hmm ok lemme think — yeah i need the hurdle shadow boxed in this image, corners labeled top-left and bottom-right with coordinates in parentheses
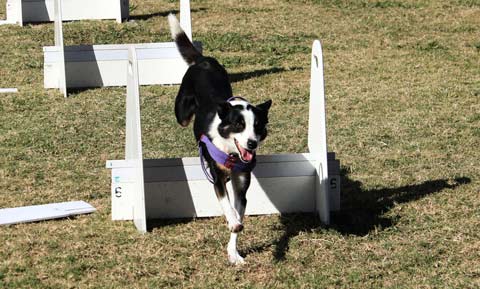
top-left (20, 1), bottom-right (50, 25)
top-left (129, 8), bottom-right (207, 21)
top-left (247, 166), bottom-right (471, 261)
top-left (142, 159), bottom-right (197, 232)
top-left (229, 67), bottom-right (303, 83)
top-left (147, 217), bottom-right (194, 231)
top-left (63, 45), bottom-right (104, 95)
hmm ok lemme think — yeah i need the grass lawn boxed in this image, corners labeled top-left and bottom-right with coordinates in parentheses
top-left (1, 0), bottom-right (479, 288)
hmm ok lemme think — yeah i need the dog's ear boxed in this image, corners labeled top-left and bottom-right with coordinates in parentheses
top-left (256, 99), bottom-right (272, 113)
top-left (217, 102), bottom-right (232, 120)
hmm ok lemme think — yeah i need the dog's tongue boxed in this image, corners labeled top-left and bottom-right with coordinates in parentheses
top-left (239, 146), bottom-right (254, 162)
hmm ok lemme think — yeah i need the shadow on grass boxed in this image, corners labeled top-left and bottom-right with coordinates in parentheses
top-left (129, 8), bottom-right (207, 21)
top-left (66, 87), bottom-right (101, 95)
top-left (229, 67), bottom-right (302, 83)
top-left (147, 218), bottom-right (194, 231)
top-left (332, 171), bottom-right (471, 236)
top-left (143, 168), bottom-right (471, 262)
top-left (244, 171), bottom-right (471, 262)
top-left (241, 213), bottom-right (322, 262)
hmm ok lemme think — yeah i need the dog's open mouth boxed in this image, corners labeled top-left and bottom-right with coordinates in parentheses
top-left (234, 139), bottom-right (254, 163)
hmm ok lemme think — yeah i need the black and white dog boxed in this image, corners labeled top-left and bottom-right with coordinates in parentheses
top-left (168, 14), bottom-right (272, 264)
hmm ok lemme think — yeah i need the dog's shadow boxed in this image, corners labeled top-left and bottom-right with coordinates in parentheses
top-left (128, 8), bottom-right (207, 21)
top-left (243, 170), bottom-right (471, 262)
top-left (229, 67), bottom-right (302, 83)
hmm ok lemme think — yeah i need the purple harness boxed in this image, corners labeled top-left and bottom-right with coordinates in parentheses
top-left (198, 96), bottom-right (256, 183)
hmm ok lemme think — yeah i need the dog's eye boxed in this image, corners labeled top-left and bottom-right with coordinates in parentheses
top-left (235, 119), bottom-right (245, 128)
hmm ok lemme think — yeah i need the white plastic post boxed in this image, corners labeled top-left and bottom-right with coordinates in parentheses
top-left (115, 0), bottom-right (122, 23)
top-left (54, 0), bottom-right (67, 97)
top-left (115, 0), bottom-right (130, 23)
top-left (18, 0), bottom-right (23, 26)
top-left (126, 47), bottom-right (147, 233)
top-left (179, 0), bottom-right (192, 41)
top-left (308, 40), bottom-right (330, 224)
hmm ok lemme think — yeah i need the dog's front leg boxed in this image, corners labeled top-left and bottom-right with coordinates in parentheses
top-left (231, 172), bottom-right (250, 221)
top-left (213, 176), bottom-right (243, 233)
top-left (227, 172), bottom-right (251, 265)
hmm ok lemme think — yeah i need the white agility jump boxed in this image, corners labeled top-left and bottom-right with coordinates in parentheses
top-left (2, 0), bottom-right (129, 26)
top-left (43, 0), bottom-right (201, 97)
top-left (106, 41), bottom-right (341, 233)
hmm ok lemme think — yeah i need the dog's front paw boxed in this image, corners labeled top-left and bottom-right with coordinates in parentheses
top-left (228, 252), bottom-right (245, 265)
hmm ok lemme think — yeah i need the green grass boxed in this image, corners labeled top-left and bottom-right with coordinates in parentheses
top-left (1, 0), bottom-right (480, 288)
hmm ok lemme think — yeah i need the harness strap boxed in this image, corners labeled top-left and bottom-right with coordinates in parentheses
top-left (226, 96), bottom-right (248, 103)
top-left (199, 144), bottom-right (215, 183)
top-left (198, 134), bottom-right (256, 184)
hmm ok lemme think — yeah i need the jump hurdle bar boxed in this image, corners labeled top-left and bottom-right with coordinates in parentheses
top-left (2, 0), bottom-right (129, 26)
top-left (106, 42), bottom-right (341, 233)
top-left (43, 0), bottom-right (201, 97)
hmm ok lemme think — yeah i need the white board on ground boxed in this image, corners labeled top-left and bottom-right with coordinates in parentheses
top-left (0, 88), bottom-right (18, 93)
top-left (0, 201), bottom-right (96, 225)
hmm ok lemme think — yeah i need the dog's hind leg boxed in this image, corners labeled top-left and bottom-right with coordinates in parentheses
top-left (174, 77), bottom-right (196, 127)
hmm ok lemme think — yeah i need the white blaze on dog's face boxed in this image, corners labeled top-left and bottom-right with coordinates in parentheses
top-left (208, 99), bottom-right (272, 162)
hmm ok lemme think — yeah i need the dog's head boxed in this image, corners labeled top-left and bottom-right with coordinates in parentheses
top-left (210, 98), bottom-right (272, 163)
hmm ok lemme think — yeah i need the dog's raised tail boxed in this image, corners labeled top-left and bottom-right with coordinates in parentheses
top-left (168, 14), bottom-right (201, 65)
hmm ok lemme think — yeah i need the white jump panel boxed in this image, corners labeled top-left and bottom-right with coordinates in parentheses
top-left (107, 154), bottom-right (340, 220)
top-left (5, 0), bottom-right (128, 26)
top-left (43, 0), bottom-right (199, 96)
top-left (106, 41), bottom-right (340, 232)
top-left (44, 43), bottom-right (201, 88)
top-left (146, 177), bottom-right (316, 218)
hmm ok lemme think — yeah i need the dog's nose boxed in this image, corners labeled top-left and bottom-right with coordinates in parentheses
top-left (247, 139), bottom-right (257, 150)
